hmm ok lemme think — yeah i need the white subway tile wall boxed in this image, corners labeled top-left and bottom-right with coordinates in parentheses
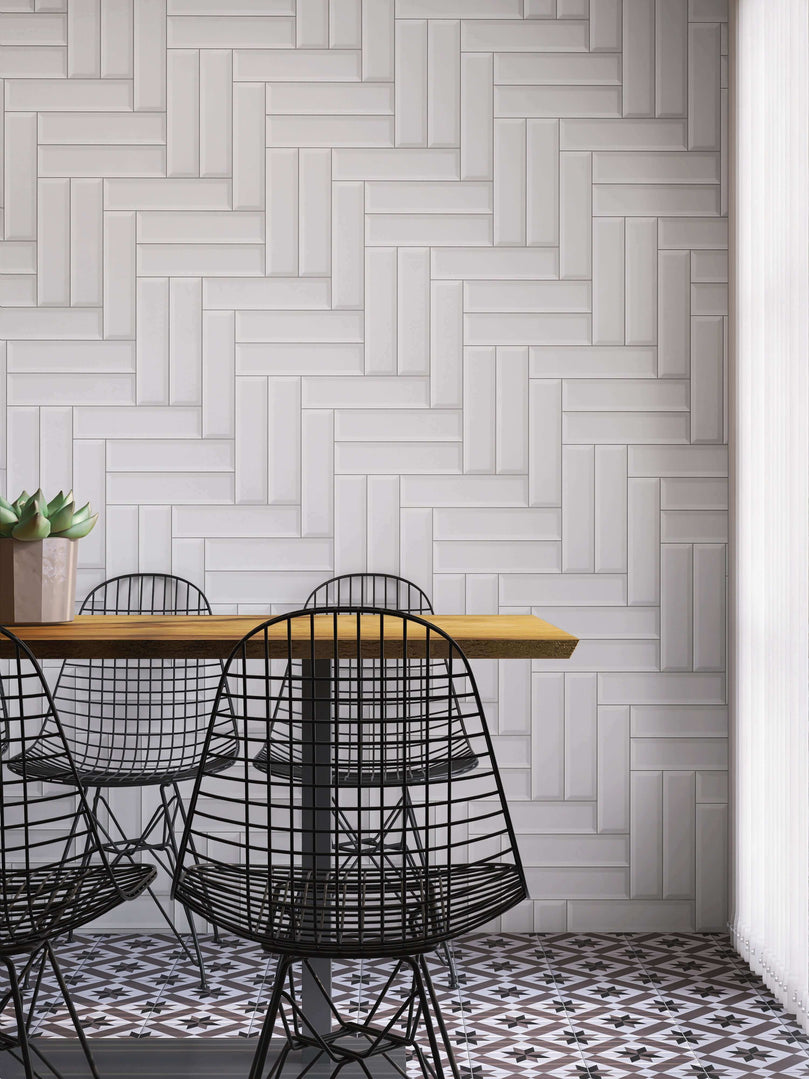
top-left (0, 0), bottom-right (727, 934)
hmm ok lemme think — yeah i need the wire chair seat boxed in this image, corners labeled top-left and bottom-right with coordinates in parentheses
top-left (177, 862), bottom-right (525, 958)
top-left (9, 733), bottom-right (239, 787)
top-left (0, 863), bottom-right (154, 956)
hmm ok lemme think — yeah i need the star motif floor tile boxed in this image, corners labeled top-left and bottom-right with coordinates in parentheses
top-left (0, 933), bottom-right (802, 1078)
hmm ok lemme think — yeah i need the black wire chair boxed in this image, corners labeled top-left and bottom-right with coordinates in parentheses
top-left (257, 573), bottom-right (477, 988)
top-left (0, 626), bottom-right (155, 1079)
top-left (8, 573), bottom-right (238, 991)
top-left (173, 608), bottom-right (526, 1079)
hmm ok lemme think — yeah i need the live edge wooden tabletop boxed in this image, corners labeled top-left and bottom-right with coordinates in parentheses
top-left (0, 613), bottom-right (578, 661)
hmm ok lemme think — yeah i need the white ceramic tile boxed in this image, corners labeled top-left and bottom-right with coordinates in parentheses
top-left (235, 47), bottom-right (360, 81)
top-left (628, 477), bottom-right (659, 604)
top-left (331, 181), bottom-right (364, 308)
top-left (494, 119), bottom-right (525, 246)
top-left (400, 507), bottom-right (432, 595)
top-left (136, 277), bottom-right (169, 405)
top-left (593, 217), bottom-right (624, 345)
top-left (629, 444), bottom-right (727, 476)
top-left (661, 509), bottom-right (727, 542)
top-left (432, 246), bottom-right (557, 278)
top-left (435, 507), bottom-right (558, 540)
top-left (100, 0), bottom-right (132, 78)
top-left (597, 706), bottom-right (630, 832)
top-left (107, 439), bottom-right (232, 472)
top-left (235, 377), bottom-right (267, 503)
top-left (495, 51), bottom-right (619, 84)
top-left (395, 18), bottom-right (427, 146)
top-left (167, 49), bottom-right (198, 177)
top-left (200, 50), bottom-right (232, 178)
top-left (330, 0), bottom-right (361, 46)
top-left (691, 316), bottom-right (724, 442)
top-left (529, 379), bottom-right (561, 507)
top-left (691, 249), bottom-right (728, 282)
top-left (496, 347), bottom-right (528, 474)
top-left (658, 216), bottom-right (727, 248)
top-left (430, 280), bottom-right (463, 407)
top-left (688, 21), bottom-right (720, 151)
top-left (38, 405), bottom-right (72, 494)
top-left (301, 408), bottom-right (333, 536)
top-left (0, 305), bottom-right (101, 338)
top-left (661, 543), bottom-right (692, 670)
top-left (4, 113), bottom-right (37, 240)
top-left (297, 0), bottom-right (328, 46)
top-left (104, 178), bottom-right (231, 211)
top-left (138, 212), bottom-right (264, 244)
top-left (334, 147), bottom-right (458, 180)
top-left (460, 51), bottom-right (492, 180)
top-left (73, 438), bottom-right (105, 565)
top-left (70, 178), bottom-right (102, 307)
top-left (168, 15), bottom-right (294, 47)
top-left (299, 149), bottom-right (331, 275)
top-left (655, 0), bottom-right (687, 116)
top-left (622, 0), bottom-right (654, 116)
top-left (103, 211), bottom-right (135, 339)
top-left (427, 18), bottom-right (459, 147)
top-left (0, 43), bottom-right (65, 76)
top-left (693, 542), bottom-right (725, 671)
top-left (397, 247), bottom-right (429, 374)
top-left (463, 347), bottom-right (495, 473)
top-left (169, 277), bottom-right (201, 406)
top-left (0, 276), bottom-right (35, 304)
top-left (75, 406), bottom-right (200, 440)
top-left (266, 148), bottom-right (298, 275)
top-left (435, 540), bottom-right (557, 573)
top-left (334, 474), bottom-right (367, 574)
top-left (565, 672), bottom-right (596, 799)
top-left (696, 770), bottom-right (728, 802)
top-left (304, 376), bottom-right (428, 408)
top-left (595, 445), bottom-right (627, 572)
top-left (625, 217), bottom-right (657, 345)
top-left (501, 572), bottom-right (626, 606)
top-left (268, 377), bottom-right (300, 504)
top-left (337, 440), bottom-right (460, 474)
top-left (531, 673), bottom-right (564, 799)
top-left (562, 445), bottom-right (594, 572)
top-left (238, 310), bottom-right (362, 343)
top-left (561, 118), bottom-right (686, 150)
top-left (364, 247), bottom-right (397, 374)
top-left (202, 310), bottom-right (234, 438)
top-left (560, 152), bottom-right (591, 278)
top-left (497, 86), bottom-right (620, 118)
top-left (206, 277), bottom-right (329, 311)
top-left (402, 474), bottom-right (527, 507)
top-left (630, 771), bottom-right (662, 898)
top-left (565, 412), bottom-right (688, 444)
top-left (526, 119), bottom-right (558, 246)
top-left (37, 178), bottom-right (69, 305)
top-left (631, 705), bottom-right (727, 737)
top-left (362, 0), bottom-right (393, 80)
top-left (39, 145), bottom-right (166, 178)
top-left (134, 0), bottom-right (165, 111)
top-left (594, 150), bottom-right (718, 183)
top-left (531, 346), bottom-right (657, 378)
top-left (367, 474), bottom-right (399, 573)
top-left (461, 19), bottom-right (587, 51)
top-left (695, 802), bottom-right (727, 930)
top-left (590, 0), bottom-right (621, 50)
top-left (662, 770), bottom-right (695, 898)
top-left (568, 900), bottom-right (694, 931)
top-left (658, 249), bottom-right (690, 377)
top-left (233, 83), bottom-right (265, 211)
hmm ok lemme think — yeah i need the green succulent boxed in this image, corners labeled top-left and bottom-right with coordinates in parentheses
top-left (0, 490), bottom-right (98, 542)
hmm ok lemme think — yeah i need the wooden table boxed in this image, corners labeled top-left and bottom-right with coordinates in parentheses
top-left (4, 612), bottom-right (577, 1069)
top-left (0, 613), bottom-right (578, 660)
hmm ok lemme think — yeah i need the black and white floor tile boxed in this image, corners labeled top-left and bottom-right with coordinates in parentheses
top-left (3, 934), bottom-right (808, 1077)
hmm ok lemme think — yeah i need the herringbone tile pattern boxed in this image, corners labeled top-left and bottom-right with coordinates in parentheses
top-left (1, 0), bottom-right (728, 932)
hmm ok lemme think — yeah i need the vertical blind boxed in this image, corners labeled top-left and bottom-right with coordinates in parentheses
top-left (732, 0), bottom-right (809, 1029)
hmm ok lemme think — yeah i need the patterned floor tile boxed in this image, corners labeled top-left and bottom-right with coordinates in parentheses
top-left (0, 933), bottom-right (807, 1078)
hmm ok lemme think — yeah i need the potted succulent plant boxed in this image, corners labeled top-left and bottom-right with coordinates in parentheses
top-left (0, 490), bottom-right (98, 624)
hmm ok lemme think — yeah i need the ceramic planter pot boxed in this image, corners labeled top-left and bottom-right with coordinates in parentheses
top-left (0, 537), bottom-right (78, 624)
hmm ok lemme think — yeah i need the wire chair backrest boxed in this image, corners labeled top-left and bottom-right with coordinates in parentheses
top-left (305, 574), bottom-right (434, 614)
top-left (176, 608), bottom-right (526, 951)
top-left (52, 574), bottom-right (235, 783)
top-left (0, 627), bottom-right (110, 943)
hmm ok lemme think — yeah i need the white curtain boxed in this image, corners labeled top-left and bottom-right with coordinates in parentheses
top-left (731, 0), bottom-right (809, 1029)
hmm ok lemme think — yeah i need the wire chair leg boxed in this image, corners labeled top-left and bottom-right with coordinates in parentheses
top-left (170, 781), bottom-right (220, 949)
top-left (417, 956), bottom-right (461, 1079)
top-left (45, 942), bottom-right (100, 1079)
top-left (159, 784), bottom-right (209, 992)
top-left (3, 955), bottom-right (37, 1079)
top-left (249, 955), bottom-right (292, 1079)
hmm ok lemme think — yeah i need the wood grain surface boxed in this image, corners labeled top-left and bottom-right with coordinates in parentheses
top-left (0, 613), bottom-right (578, 660)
